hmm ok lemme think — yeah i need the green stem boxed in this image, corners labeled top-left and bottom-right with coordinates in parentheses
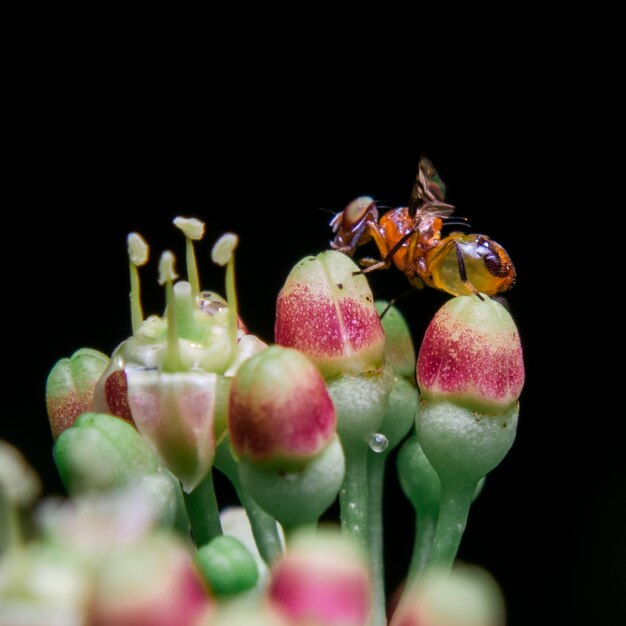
top-left (214, 441), bottom-right (282, 564)
top-left (367, 450), bottom-right (389, 626)
top-left (425, 478), bottom-right (476, 571)
top-left (408, 508), bottom-right (438, 581)
top-left (183, 471), bottom-right (222, 547)
top-left (339, 443), bottom-right (369, 550)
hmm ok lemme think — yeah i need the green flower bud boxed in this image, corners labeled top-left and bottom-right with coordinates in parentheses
top-left (53, 413), bottom-right (182, 527)
top-left (194, 535), bottom-right (259, 597)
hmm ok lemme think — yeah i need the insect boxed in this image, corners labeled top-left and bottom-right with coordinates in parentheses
top-left (329, 157), bottom-right (515, 298)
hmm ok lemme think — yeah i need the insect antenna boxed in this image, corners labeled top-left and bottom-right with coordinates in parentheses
top-left (443, 216), bottom-right (471, 229)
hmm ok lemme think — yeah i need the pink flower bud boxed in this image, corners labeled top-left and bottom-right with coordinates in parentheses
top-left (125, 369), bottom-right (217, 492)
top-left (268, 528), bottom-right (371, 626)
top-left (46, 348), bottom-right (110, 438)
top-left (229, 346), bottom-right (336, 470)
top-left (275, 251), bottom-right (385, 378)
top-left (417, 295), bottom-right (524, 414)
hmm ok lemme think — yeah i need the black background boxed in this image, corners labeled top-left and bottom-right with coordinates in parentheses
top-left (3, 33), bottom-right (598, 625)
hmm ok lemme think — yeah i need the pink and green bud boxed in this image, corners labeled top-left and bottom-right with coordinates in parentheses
top-left (275, 251), bottom-right (385, 378)
top-left (229, 346), bottom-right (337, 470)
top-left (46, 348), bottom-right (111, 438)
top-left (268, 527), bottom-right (371, 626)
top-left (391, 564), bottom-right (505, 626)
top-left (417, 295), bottom-right (524, 415)
top-left (89, 534), bottom-right (210, 626)
top-left (126, 369), bottom-right (217, 493)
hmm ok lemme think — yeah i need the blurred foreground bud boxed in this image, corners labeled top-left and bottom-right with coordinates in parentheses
top-left (268, 527), bottom-right (371, 626)
top-left (46, 348), bottom-right (111, 438)
top-left (89, 533), bottom-right (210, 626)
top-left (0, 543), bottom-right (92, 626)
top-left (275, 250), bottom-right (385, 378)
top-left (229, 346), bottom-right (337, 471)
top-left (391, 564), bottom-right (505, 626)
top-left (53, 413), bottom-right (183, 528)
top-left (200, 603), bottom-right (288, 626)
top-left (0, 441), bottom-right (41, 508)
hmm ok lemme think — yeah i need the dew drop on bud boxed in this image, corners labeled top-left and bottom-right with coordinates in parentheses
top-left (368, 433), bottom-right (388, 453)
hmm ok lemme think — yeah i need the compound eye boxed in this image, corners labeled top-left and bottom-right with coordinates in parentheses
top-left (479, 239), bottom-right (511, 278)
top-left (343, 196), bottom-right (377, 228)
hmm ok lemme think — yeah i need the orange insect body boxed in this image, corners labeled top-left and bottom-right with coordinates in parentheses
top-left (329, 158), bottom-right (515, 298)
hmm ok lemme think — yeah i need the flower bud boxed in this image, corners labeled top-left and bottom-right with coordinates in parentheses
top-left (275, 251), bottom-right (385, 378)
top-left (46, 348), bottom-right (110, 438)
top-left (415, 295), bottom-right (524, 485)
top-left (194, 535), bottom-right (259, 597)
top-left (0, 440), bottom-right (41, 508)
top-left (53, 412), bottom-right (160, 493)
top-left (126, 369), bottom-right (217, 493)
top-left (0, 542), bottom-right (92, 624)
top-left (229, 346), bottom-right (336, 470)
top-left (417, 295), bottom-right (524, 415)
top-left (391, 564), bottom-right (505, 626)
top-left (89, 534), bottom-right (210, 626)
top-left (53, 413), bottom-right (183, 528)
top-left (268, 527), bottom-right (371, 626)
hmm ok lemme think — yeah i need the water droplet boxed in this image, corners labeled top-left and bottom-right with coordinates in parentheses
top-left (368, 433), bottom-right (388, 453)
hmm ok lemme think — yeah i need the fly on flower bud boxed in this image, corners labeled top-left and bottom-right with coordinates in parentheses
top-left (229, 346), bottom-right (337, 471)
top-left (46, 348), bottom-right (111, 438)
top-left (268, 527), bottom-right (371, 626)
top-left (275, 250), bottom-right (385, 378)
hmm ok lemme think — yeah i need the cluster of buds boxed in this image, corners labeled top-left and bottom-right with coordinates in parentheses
top-left (1, 210), bottom-right (524, 625)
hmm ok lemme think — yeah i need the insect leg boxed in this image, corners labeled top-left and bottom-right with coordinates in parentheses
top-left (454, 240), bottom-right (484, 301)
top-left (356, 228), bottom-right (415, 275)
top-left (377, 287), bottom-right (416, 319)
